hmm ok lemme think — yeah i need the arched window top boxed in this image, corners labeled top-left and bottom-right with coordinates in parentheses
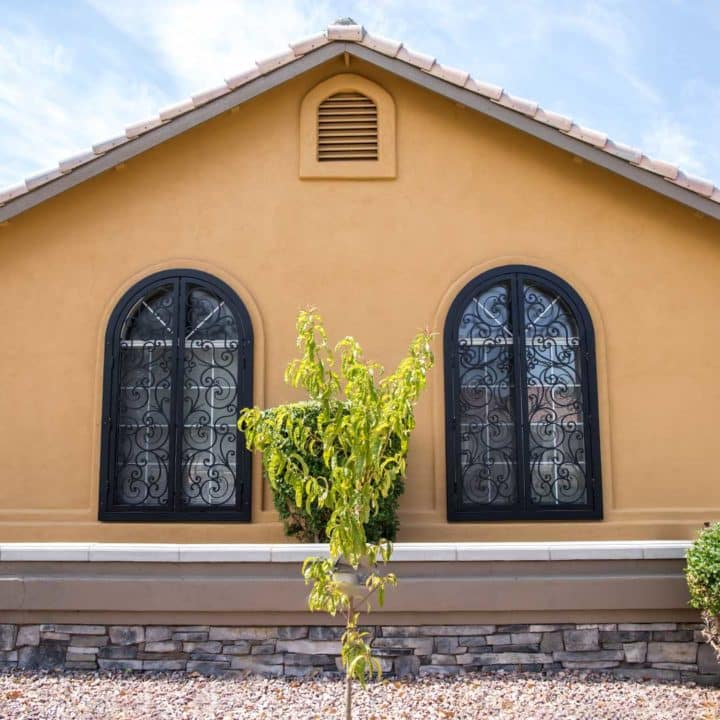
top-left (445, 265), bottom-right (602, 521)
top-left (299, 73), bottom-right (396, 179)
top-left (100, 270), bottom-right (253, 521)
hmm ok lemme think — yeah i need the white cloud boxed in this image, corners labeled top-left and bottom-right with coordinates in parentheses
top-left (0, 19), bottom-right (169, 187)
top-left (87, 0), bottom-right (334, 91)
top-left (642, 118), bottom-right (706, 176)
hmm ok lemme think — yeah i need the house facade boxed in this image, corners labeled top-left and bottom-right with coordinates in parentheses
top-left (0, 21), bottom-right (719, 680)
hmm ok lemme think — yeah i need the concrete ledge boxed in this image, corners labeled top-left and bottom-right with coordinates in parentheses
top-left (0, 540), bottom-right (691, 563)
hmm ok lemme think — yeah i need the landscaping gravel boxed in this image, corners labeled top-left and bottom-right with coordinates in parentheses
top-left (0, 669), bottom-right (718, 719)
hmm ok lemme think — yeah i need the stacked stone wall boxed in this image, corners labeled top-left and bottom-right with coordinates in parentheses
top-left (0, 623), bottom-right (718, 684)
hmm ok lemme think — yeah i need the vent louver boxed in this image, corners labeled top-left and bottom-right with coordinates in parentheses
top-left (317, 92), bottom-right (378, 162)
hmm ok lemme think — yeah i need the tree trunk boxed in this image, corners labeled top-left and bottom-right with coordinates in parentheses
top-left (345, 671), bottom-right (352, 720)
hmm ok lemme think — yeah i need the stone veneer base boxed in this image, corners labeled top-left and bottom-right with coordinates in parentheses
top-left (0, 622), bottom-right (718, 685)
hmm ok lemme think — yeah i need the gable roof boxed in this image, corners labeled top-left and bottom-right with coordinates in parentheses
top-left (2, 19), bottom-right (719, 223)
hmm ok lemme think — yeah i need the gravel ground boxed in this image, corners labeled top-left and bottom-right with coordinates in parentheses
top-left (0, 670), bottom-right (718, 720)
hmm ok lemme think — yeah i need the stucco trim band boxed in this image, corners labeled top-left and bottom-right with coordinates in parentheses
top-left (0, 540), bottom-right (689, 562)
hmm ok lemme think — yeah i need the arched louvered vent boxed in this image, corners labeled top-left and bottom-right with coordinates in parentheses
top-left (317, 92), bottom-right (378, 162)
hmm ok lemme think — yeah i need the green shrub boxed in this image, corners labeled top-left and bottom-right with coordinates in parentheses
top-left (257, 401), bottom-right (404, 543)
top-left (685, 522), bottom-right (720, 658)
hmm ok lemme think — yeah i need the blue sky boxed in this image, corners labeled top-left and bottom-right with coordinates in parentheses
top-left (1, 1), bottom-right (719, 188)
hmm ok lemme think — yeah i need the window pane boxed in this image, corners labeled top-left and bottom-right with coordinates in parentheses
top-left (457, 282), bottom-right (518, 506)
top-left (115, 285), bottom-right (174, 506)
top-left (524, 282), bottom-right (588, 505)
top-left (180, 285), bottom-right (240, 507)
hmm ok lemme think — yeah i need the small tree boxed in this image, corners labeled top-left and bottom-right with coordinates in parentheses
top-left (686, 522), bottom-right (720, 659)
top-left (239, 310), bottom-right (433, 719)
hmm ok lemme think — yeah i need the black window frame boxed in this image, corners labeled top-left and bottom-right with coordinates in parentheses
top-left (444, 265), bottom-right (602, 522)
top-left (99, 269), bottom-right (253, 522)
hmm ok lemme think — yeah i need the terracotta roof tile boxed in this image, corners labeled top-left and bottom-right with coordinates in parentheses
top-left (159, 99), bottom-right (195, 121)
top-left (289, 32), bottom-right (330, 56)
top-left (464, 77), bottom-right (503, 100)
top-left (396, 45), bottom-right (435, 71)
top-left (191, 85), bottom-right (230, 106)
top-left (125, 117), bottom-right (164, 139)
top-left (495, 91), bottom-right (539, 117)
top-left (637, 156), bottom-right (679, 180)
top-left (58, 150), bottom-right (96, 173)
top-left (360, 33), bottom-right (402, 56)
top-left (1, 20), bottom-right (718, 212)
top-left (225, 66), bottom-right (261, 89)
top-left (25, 167), bottom-right (63, 190)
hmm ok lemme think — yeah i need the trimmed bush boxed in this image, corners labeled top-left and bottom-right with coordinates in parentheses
top-left (253, 401), bottom-right (403, 543)
top-left (686, 522), bottom-right (720, 658)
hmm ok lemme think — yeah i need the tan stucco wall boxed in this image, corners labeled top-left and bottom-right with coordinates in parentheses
top-left (1, 55), bottom-right (719, 542)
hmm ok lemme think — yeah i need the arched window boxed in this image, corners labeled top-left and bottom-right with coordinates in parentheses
top-left (99, 270), bottom-right (253, 521)
top-left (444, 266), bottom-right (602, 521)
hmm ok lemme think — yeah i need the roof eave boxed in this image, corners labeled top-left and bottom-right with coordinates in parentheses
top-left (1, 41), bottom-right (719, 224)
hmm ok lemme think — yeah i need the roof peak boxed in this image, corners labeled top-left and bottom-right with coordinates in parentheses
top-left (1, 22), bottom-right (718, 218)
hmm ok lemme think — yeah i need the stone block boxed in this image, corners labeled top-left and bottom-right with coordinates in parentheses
top-left (651, 630), bottom-right (693, 642)
top-left (0, 651), bottom-right (18, 662)
top-left (419, 665), bottom-right (461, 676)
top-left (382, 625), bottom-right (494, 637)
top-left (183, 641), bottom-right (222, 654)
top-left (618, 623), bottom-right (676, 631)
top-left (528, 625), bottom-right (564, 632)
top-left (698, 644), bottom-right (720, 675)
top-left (98, 658), bottom-right (144, 671)
top-left (623, 642), bottom-right (647, 663)
top-left (394, 654), bottom-right (420, 678)
top-left (40, 632), bottom-right (70, 642)
top-left (109, 626), bottom-right (144, 646)
top-left (18, 645), bottom-right (66, 670)
top-left (222, 643), bottom-right (251, 655)
top-left (511, 633), bottom-right (541, 645)
top-left (209, 627), bottom-right (274, 641)
top-left (284, 653), bottom-right (330, 666)
top-left (144, 641), bottom-right (181, 653)
top-left (69, 635), bottom-right (108, 647)
top-left (68, 646), bottom-right (99, 656)
top-left (276, 639), bottom-right (341, 655)
top-left (66, 652), bottom-right (98, 664)
top-left (175, 626), bottom-right (210, 632)
top-left (373, 637), bottom-right (433, 654)
top-left (98, 646), bottom-right (137, 659)
top-left (431, 654), bottom-right (457, 665)
top-left (250, 644), bottom-right (276, 655)
top-left (652, 663), bottom-right (698, 671)
top-left (601, 631), bottom-right (647, 644)
top-left (231, 655), bottom-right (283, 668)
top-left (435, 637), bottom-right (465, 654)
top-left (146, 627), bottom-right (172, 642)
top-left (307, 627), bottom-right (341, 640)
top-left (16, 626), bottom-right (40, 647)
top-left (540, 632), bottom-right (564, 653)
top-left (562, 660), bottom-right (620, 670)
top-left (186, 660), bottom-right (230, 675)
top-left (0, 626), bottom-right (16, 651)
top-left (470, 653), bottom-right (553, 665)
top-left (171, 632), bottom-right (208, 642)
top-left (563, 629), bottom-right (599, 651)
top-left (554, 650), bottom-right (623, 662)
top-left (486, 634), bottom-right (511, 645)
top-left (50, 625), bottom-right (106, 635)
top-left (459, 637), bottom-right (488, 648)
top-left (647, 642), bottom-right (697, 664)
top-left (142, 660), bottom-right (186, 671)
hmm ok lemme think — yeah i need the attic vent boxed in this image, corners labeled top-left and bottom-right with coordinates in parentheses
top-left (317, 92), bottom-right (378, 162)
